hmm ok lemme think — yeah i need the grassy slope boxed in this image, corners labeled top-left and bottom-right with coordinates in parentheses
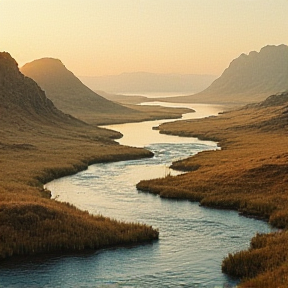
top-left (0, 52), bottom-right (158, 260)
top-left (137, 92), bottom-right (288, 287)
top-left (21, 58), bottom-right (191, 125)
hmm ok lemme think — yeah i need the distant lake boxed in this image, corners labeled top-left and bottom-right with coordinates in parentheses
top-left (0, 103), bottom-right (274, 288)
top-left (116, 92), bottom-right (194, 98)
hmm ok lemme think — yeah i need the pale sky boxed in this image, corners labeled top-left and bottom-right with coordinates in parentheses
top-left (1, 0), bottom-right (288, 76)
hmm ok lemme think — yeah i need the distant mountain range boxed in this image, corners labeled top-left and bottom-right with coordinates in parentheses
top-left (160, 44), bottom-right (288, 104)
top-left (19, 44), bottom-right (288, 110)
top-left (79, 72), bottom-right (217, 95)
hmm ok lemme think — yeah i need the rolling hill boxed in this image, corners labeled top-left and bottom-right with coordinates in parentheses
top-left (21, 58), bottom-right (191, 124)
top-left (20, 58), bottom-right (143, 124)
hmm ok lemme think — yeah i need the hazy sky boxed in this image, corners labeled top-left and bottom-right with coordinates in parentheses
top-left (1, 0), bottom-right (288, 76)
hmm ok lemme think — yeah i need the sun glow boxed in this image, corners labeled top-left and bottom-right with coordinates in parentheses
top-left (1, 0), bottom-right (288, 76)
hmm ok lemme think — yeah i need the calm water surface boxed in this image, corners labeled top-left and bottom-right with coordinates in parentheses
top-left (0, 103), bottom-right (274, 288)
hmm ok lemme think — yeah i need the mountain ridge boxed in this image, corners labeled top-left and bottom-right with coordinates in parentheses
top-left (202, 45), bottom-right (288, 96)
top-left (159, 44), bottom-right (288, 104)
top-left (79, 71), bottom-right (217, 95)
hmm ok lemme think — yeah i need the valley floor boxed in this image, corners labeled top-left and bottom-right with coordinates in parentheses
top-left (0, 118), bottom-right (159, 260)
top-left (137, 92), bottom-right (288, 287)
top-left (74, 103), bottom-right (192, 125)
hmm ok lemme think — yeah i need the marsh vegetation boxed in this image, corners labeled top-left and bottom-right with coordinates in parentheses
top-left (137, 92), bottom-right (288, 287)
top-left (0, 52), bottom-right (158, 260)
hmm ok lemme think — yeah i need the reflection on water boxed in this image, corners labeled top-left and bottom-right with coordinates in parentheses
top-left (116, 92), bottom-right (195, 98)
top-left (103, 103), bottom-right (222, 147)
top-left (46, 142), bottom-right (217, 214)
top-left (139, 102), bottom-right (223, 118)
top-left (0, 103), bottom-right (274, 288)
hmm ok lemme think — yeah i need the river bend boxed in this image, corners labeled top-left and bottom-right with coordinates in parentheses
top-left (0, 103), bottom-right (274, 288)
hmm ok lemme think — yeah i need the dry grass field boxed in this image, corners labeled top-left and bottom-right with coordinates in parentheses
top-left (137, 92), bottom-right (288, 287)
top-left (0, 52), bottom-right (159, 260)
top-left (0, 124), bottom-right (159, 259)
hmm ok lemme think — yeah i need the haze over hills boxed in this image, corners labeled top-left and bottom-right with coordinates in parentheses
top-left (0, 52), bottom-right (122, 141)
top-left (21, 58), bottom-right (192, 124)
top-left (79, 72), bottom-right (217, 96)
top-left (21, 58), bottom-right (145, 125)
top-left (0, 52), bottom-right (81, 128)
top-left (0, 51), bottom-right (158, 260)
top-left (162, 45), bottom-right (288, 104)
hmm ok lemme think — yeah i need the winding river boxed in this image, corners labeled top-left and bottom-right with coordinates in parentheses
top-left (0, 103), bottom-right (274, 288)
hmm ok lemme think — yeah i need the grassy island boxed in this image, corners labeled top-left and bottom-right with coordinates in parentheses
top-left (137, 92), bottom-right (288, 287)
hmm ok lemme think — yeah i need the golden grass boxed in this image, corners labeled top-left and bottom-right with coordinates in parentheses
top-left (0, 118), bottom-right (159, 260)
top-left (0, 52), bottom-right (160, 261)
top-left (0, 200), bottom-right (158, 258)
top-left (136, 93), bottom-right (288, 286)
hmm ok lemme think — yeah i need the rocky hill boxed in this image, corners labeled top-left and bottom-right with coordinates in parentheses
top-left (164, 45), bottom-right (288, 104)
top-left (21, 58), bottom-right (142, 124)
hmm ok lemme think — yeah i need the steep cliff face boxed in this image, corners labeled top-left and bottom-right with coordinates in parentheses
top-left (0, 52), bottom-right (79, 127)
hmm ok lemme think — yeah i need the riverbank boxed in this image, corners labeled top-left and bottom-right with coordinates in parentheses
top-left (0, 52), bottom-right (204, 262)
top-left (43, 103), bottom-right (254, 287)
top-left (79, 104), bottom-right (193, 125)
top-left (137, 92), bottom-right (288, 287)
top-left (0, 117), bottom-right (160, 260)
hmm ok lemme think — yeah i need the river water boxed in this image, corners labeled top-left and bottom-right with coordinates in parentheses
top-left (0, 103), bottom-right (274, 288)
